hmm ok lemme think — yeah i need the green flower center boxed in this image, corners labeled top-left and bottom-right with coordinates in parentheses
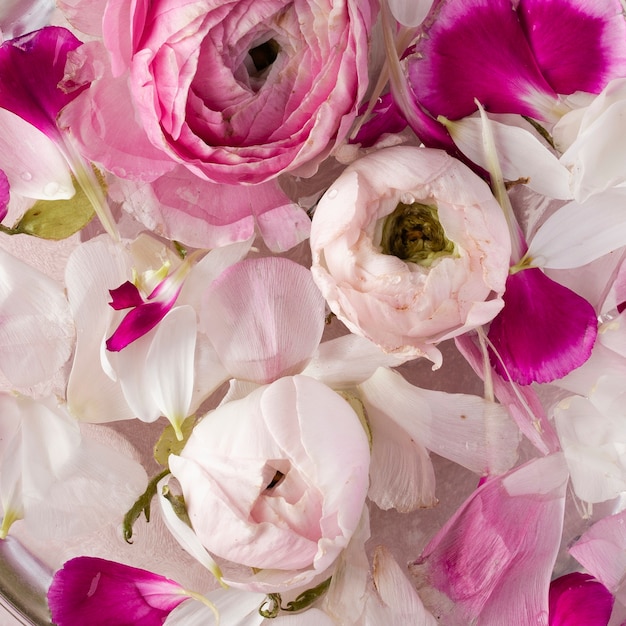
top-left (381, 201), bottom-right (456, 266)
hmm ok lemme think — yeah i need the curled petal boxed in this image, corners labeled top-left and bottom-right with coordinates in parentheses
top-left (0, 169), bottom-right (8, 222)
top-left (47, 557), bottom-right (188, 626)
top-left (488, 268), bottom-right (598, 385)
top-left (105, 300), bottom-right (169, 352)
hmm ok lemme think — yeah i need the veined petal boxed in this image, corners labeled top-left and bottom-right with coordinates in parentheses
top-left (527, 191), bottom-right (626, 269)
top-left (0, 108), bottom-right (74, 200)
top-left (488, 268), bottom-right (598, 385)
top-left (147, 306), bottom-right (197, 439)
top-left (47, 557), bottom-right (189, 626)
top-left (0, 27), bottom-right (86, 138)
top-left (360, 368), bottom-right (519, 477)
top-left (548, 572), bottom-right (614, 626)
top-left (444, 115), bottom-right (572, 200)
top-left (411, 454), bottom-right (569, 625)
top-left (407, 0), bottom-right (560, 121)
top-left (201, 257), bottom-right (325, 384)
top-left (518, 0), bottom-right (626, 95)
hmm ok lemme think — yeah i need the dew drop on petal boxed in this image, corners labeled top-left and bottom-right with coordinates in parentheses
top-left (327, 189), bottom-right (338, 199)
top-left (20, 171), bottom-right (32, 181)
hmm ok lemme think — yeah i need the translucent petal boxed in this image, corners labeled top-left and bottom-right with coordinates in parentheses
top-left (387, 0), bottom-right (434, 26)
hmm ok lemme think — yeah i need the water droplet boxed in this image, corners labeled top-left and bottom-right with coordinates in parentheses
top-left (20, 171), bottom-right (33, 181)
top-left (44, 181), bottom-right (60, 197)
top-left (400, 193), bottom-right (415, 204)
top-left (327, 189), bottom-right (338, 199)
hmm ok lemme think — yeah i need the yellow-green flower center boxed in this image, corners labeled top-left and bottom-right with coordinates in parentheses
top-left (381, 202), bottom-right (456, 266)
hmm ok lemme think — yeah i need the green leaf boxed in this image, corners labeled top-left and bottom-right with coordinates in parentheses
top-left (122, 469), bottom-right (170, 544)
top-left (153, 416), bottom-right (195, 467)
top-left (13, 173), bottom-right (99, 240)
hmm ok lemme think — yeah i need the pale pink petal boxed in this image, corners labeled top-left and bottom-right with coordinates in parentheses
top-left (0, 248), bottom-right (74, 388)
top-left (387, 0), bottom-right (434, 26)
top-left (411, 454), bottom-right (569, 626)
top-left (569, 508), bottom-right (626, 592)
top-left (56, 0), bottom-right (107, 37)
top-left (201, 258), bottom-right (325, 384)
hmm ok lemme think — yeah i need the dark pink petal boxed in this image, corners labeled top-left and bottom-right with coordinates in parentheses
top-left (106, 301), bottom-right (169, 352)
top-left (488, 268), bottom-right (598, 385)
top-left (352, 93), bottom-right (408, 147)
top-left (549, 572), bottom-right (614, 626)
top-left (0, 27), bottom-right (87, 138)
top-left (47, 556), bottom-right (187, 626)
top-left (518, 0), bottom-right (626, 95)
top-left (0, 169), bottom-right (9, 222)
top-left (108, 281), bottom-right (145, 310)
top-left (407, 0), bottom-right (558, 121)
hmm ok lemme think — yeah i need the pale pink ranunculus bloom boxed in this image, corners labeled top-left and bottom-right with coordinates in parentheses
top-left (168, 375), bottom-right (371, 592)
top-left (95, 0), bottom-right (376, 186)
top-left (310, 146), bottom-right (511, 366)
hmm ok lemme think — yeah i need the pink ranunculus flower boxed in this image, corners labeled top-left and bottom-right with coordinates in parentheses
top-left (168, 375), bottom-right (371, 592)
top-left (310, 146), bottom-right (511, 366)
top-left (98, 0), bottom-right (377, 186)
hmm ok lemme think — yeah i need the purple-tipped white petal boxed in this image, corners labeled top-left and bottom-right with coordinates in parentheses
top-left (518, 0), bottom-right (626, 96)
top-left (201, 257), bottom-right (325, 384)
top-left (105, 300), bottom-right (171, 352)
top-left (407, 0), bottom-right (560, 121)
top-left (65, 237), bottom-right (136, 423)
top-left (527, 191), bottom-right (626, 269)
top-left (0, 26), bottom-right (86, 139)
top-left (0, 108), bottom-right (74, 200)
top-left (0, 248), bottom-right (74, 388)
top-left (445, 115), bottom-right (572, 200)
top-left (488, 268), bottom-right (598, 385)
top-left (548, 572), bottom-right (614, 626)
top-left (0, 169), bottom-right (8, 222)
top-left (411, 454), bottom-right (569, 625)
top-left (47, 557), bottom-right (188, 626)
top-left (360, 367), bottom-right (519, 478)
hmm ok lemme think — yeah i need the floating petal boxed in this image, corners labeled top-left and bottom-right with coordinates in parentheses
top-left (488, 268), bottom-right (598, 384)
top-left (47, 557), bottom-right (188, 626)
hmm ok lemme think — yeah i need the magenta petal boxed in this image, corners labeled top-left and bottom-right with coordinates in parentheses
top-left (549, 572), bottom-right (614, 626)
top-left (47, 557), bottom-right (187, 626)
top-left (353, 93), bottom-right (408, 147)
top-left (407, 0), bottom-right (557, 120)
top-left (518, 0), bottom-right (626, 95)
top-left (488, 268), bottom-right (598, 385)
top-left (106, 301), bottom-right (169, 352)
top-left (0, 27), bottom-right (87, 138)
top-left (108, 281), bottom-right (145, 310)
top-left (0, 169), bottom-right (9, 222)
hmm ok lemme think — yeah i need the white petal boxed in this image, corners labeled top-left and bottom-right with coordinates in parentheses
top-left (0, 248), bottom-right (74, 387)
top-left (157, 475), bottom-right (223, 582)
top-left (367, 546), bottom-right (437, 626)
top-left (0, 108), bottom-right (74, 200)
top-left (446, 115), bottom-right (572, 200)
top-left (360, 368), bottom-right (519, 477)
top-left (147, 305), bottom-right (197, 433)
top-left (527, 190), bottom-right (626, 269)
top-left (301, 334), bottom-right (410, 389)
